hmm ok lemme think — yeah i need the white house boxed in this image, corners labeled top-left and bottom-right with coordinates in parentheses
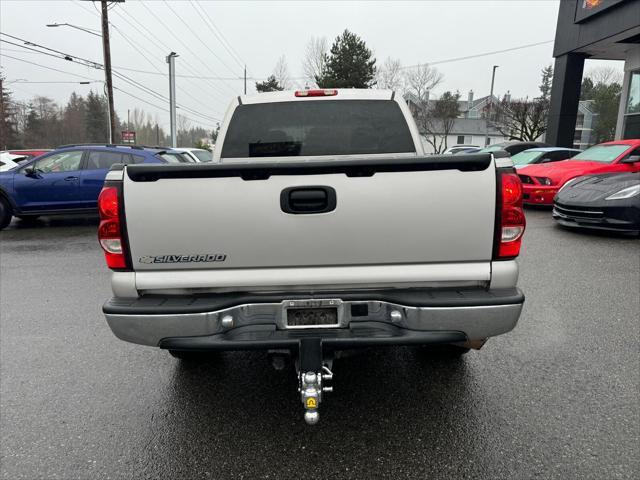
top-left (403, 90), bottom-right (509, 153)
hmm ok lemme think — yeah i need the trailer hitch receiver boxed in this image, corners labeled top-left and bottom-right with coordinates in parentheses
top-left (297, 338), bottom-right (333, 425)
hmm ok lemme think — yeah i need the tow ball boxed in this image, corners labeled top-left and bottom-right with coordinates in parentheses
top-left (296, 338), bottom-right (334, 425)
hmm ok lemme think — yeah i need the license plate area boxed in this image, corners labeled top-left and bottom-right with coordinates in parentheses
top-left (282, 299), bottom-right (343, 329)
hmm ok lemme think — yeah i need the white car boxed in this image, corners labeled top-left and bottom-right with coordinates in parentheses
top-left (173, 147), bottom-right (213, 162)
top-left (0, 152), bottom-right (26, 172)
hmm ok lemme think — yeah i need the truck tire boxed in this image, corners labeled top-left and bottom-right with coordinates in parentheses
top-left (0, 198), bottom-right (12, 230)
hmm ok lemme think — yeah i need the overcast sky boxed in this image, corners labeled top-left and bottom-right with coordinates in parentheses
top-left (0, 0), bottom-right (622, 132)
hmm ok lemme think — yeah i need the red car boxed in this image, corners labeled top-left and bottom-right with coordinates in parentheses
top-left (518, 140), bottom-right (640, 205)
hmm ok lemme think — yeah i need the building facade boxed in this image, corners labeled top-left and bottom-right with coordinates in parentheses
top-left (404, 91), bottom-right (508, 153)
top-left (547, 0), bottom-right (640, 146)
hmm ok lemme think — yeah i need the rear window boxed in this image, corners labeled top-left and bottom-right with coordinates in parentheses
top-left (221, 100), bottom-right (416, 158)
top-left (157, 152), bottom-right (190, 163)
top-left (192, 150), bottom-right (212, 162)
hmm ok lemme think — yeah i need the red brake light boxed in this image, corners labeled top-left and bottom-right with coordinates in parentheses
top-left (98, 186), bottom-right (128, 269)
top-left (295, 89), bottom-right (338, 97)
top-left (496, 172), bottom-right (526, 259)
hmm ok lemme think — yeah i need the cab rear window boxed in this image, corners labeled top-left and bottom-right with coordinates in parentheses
top-left (221, 100), bottom-right (416, 158)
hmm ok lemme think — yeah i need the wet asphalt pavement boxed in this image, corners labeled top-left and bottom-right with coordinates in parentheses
top-left (0, 210), bottom-right (638, 479)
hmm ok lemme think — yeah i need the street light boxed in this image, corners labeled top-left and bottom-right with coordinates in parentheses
top-left (47, 9), bottom-right (115, 144)
top-left (485, 65), bottom-right (499, 147)
top-left (46, 23), bottom-right (101, 37)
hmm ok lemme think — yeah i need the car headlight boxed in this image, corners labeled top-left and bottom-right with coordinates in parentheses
top-left (604, 184), bottom-right (640, 201)
top-left (535, 177), bottom-right (553, 186)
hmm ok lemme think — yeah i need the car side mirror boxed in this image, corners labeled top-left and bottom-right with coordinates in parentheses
top-left (24, 166), bottom-right (37, 176)
top-left (622, 154), bottom-right (640, 164)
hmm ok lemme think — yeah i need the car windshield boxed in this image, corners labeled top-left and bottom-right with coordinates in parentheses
top-left (479, 145), bottom-right (506, 153)
top-left (192, 150), bottom-right (212, 162)
top-left (221, 100), bottom-right (415, 158)
top-left (570, 144), bottom-right (630, 163)
top-left (511, 151), bottom-right (543, 166)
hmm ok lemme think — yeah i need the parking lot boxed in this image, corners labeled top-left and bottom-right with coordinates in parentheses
top-left (0, 209), bottom-right (638, 479)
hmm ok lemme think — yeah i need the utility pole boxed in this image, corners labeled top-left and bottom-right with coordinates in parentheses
top-left (156, 124), bottom-right (160, 145)
top-left (244, 65), bottom-right (247, 95)
top-left (485, 65), bottom-right (499, 147)
top-left (166, 52), bottom-right (178, 147)
top-left (100, 0), bottom-right (116, 143)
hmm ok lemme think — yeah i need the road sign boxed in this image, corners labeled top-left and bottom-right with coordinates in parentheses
top-left (121, 131), bottom-right (136, 144)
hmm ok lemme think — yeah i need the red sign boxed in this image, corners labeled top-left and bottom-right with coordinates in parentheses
top-left (121, 131), bottom-right (136, 144)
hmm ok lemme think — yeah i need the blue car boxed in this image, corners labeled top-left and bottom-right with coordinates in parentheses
top-left (0, 144), bottom-right (189, 229)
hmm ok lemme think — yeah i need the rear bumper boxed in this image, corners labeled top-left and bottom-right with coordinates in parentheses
top-left (103, 287), bottom-right (524, 349)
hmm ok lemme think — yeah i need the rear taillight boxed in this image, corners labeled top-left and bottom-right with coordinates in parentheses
top-left (295, 89), bottom-right (338, 97)
top-left (98, 185), bottom-right (129, 270)
top-left (495, 172), bottom-right (525, 259)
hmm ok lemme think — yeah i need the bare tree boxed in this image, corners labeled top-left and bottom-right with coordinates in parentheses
top-left (273, 55), bottom-right (291, 90)
top-left (490, 97), bottom-right (548, 142)
top-left (403, 64), bottom-right (444, 149)
top-left (376, 57), bottom-right (403, 91)
top-left (177, 114), bottom-right (191, 132)
top-left (302, 36), bottom-right (328, 87)
top-left (403, 64), bottom-right (443, 104)
top-left (586, 66), bottom-right (623, 86)
top-left (422, 91), bottom-right (460, 154)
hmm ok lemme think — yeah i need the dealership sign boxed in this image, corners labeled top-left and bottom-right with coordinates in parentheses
top-left (121, 131), bottom-right (136, 144)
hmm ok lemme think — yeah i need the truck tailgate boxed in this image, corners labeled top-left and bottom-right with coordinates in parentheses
top-left (122, 156), bottom-right (496, 278)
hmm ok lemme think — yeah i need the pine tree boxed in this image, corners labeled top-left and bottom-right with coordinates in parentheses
top-left (85, 90), bottom-right (108, 143)
top-left (0, 71), bottom-right (20, 149)
top-left (255, 75), bottom-right (284, 93)
top-left (315, 30), bottom-right (376, 88)
top-left (62, 92), bottom-right (86, 144)
top-left (539, 65), bottom-right (553, 101)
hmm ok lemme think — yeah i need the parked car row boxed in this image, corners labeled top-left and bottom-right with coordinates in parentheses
top-left (445, 139), bottom-right (640, 234)
top-left (0, 143), bottom-right (212, 230)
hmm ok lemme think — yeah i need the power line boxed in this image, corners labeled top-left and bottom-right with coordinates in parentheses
top-left (188, 0), bottom-right (245, 69)
top-left (138, 0), bottom-right (239, 96)
top-left (107, 10), bottom-right (230, 106)
top-left (0, 34), bottom-right (221, 122)
top-left (0, 53), bottom-right (101, 82)
top-left (109, 22), bottom-right (226, 114)
top-left (161, 0), bottom-right (240, 77)
top-left (72, 0), bottom-right (232, 106)
top-left (2, 53), bottom-right (217, 131)
top-left (400, 40), bottom-right (554, 70)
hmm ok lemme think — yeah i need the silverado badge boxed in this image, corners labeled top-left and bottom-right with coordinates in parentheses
top-left (139, 254), bottom-right (227, 264)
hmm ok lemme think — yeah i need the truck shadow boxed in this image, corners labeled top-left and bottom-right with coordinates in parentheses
top-left (154, 347), bottom-right (488, 476)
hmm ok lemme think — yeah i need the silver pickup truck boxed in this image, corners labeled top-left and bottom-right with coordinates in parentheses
top-left (99, 89), bottom-right (526, 424)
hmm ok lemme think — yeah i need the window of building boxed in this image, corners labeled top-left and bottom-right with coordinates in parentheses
top-left (623, 70), bottom-right (640, 139)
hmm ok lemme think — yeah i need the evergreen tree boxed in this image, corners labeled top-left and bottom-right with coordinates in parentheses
top-left (62, 92), bottom-right (86, 144)
top-left (580, 75), bottom-right (622, 143)
top-left (85, 90), bottom-right (108, 143)
top-left (0, 71), bottom-right (21, 149)
top-left (315, 29), bottom-right (376, 88)
top-left (255, 75), bottom-right (284, 92)
top-left (539, 65), bottom-right (553, 101)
